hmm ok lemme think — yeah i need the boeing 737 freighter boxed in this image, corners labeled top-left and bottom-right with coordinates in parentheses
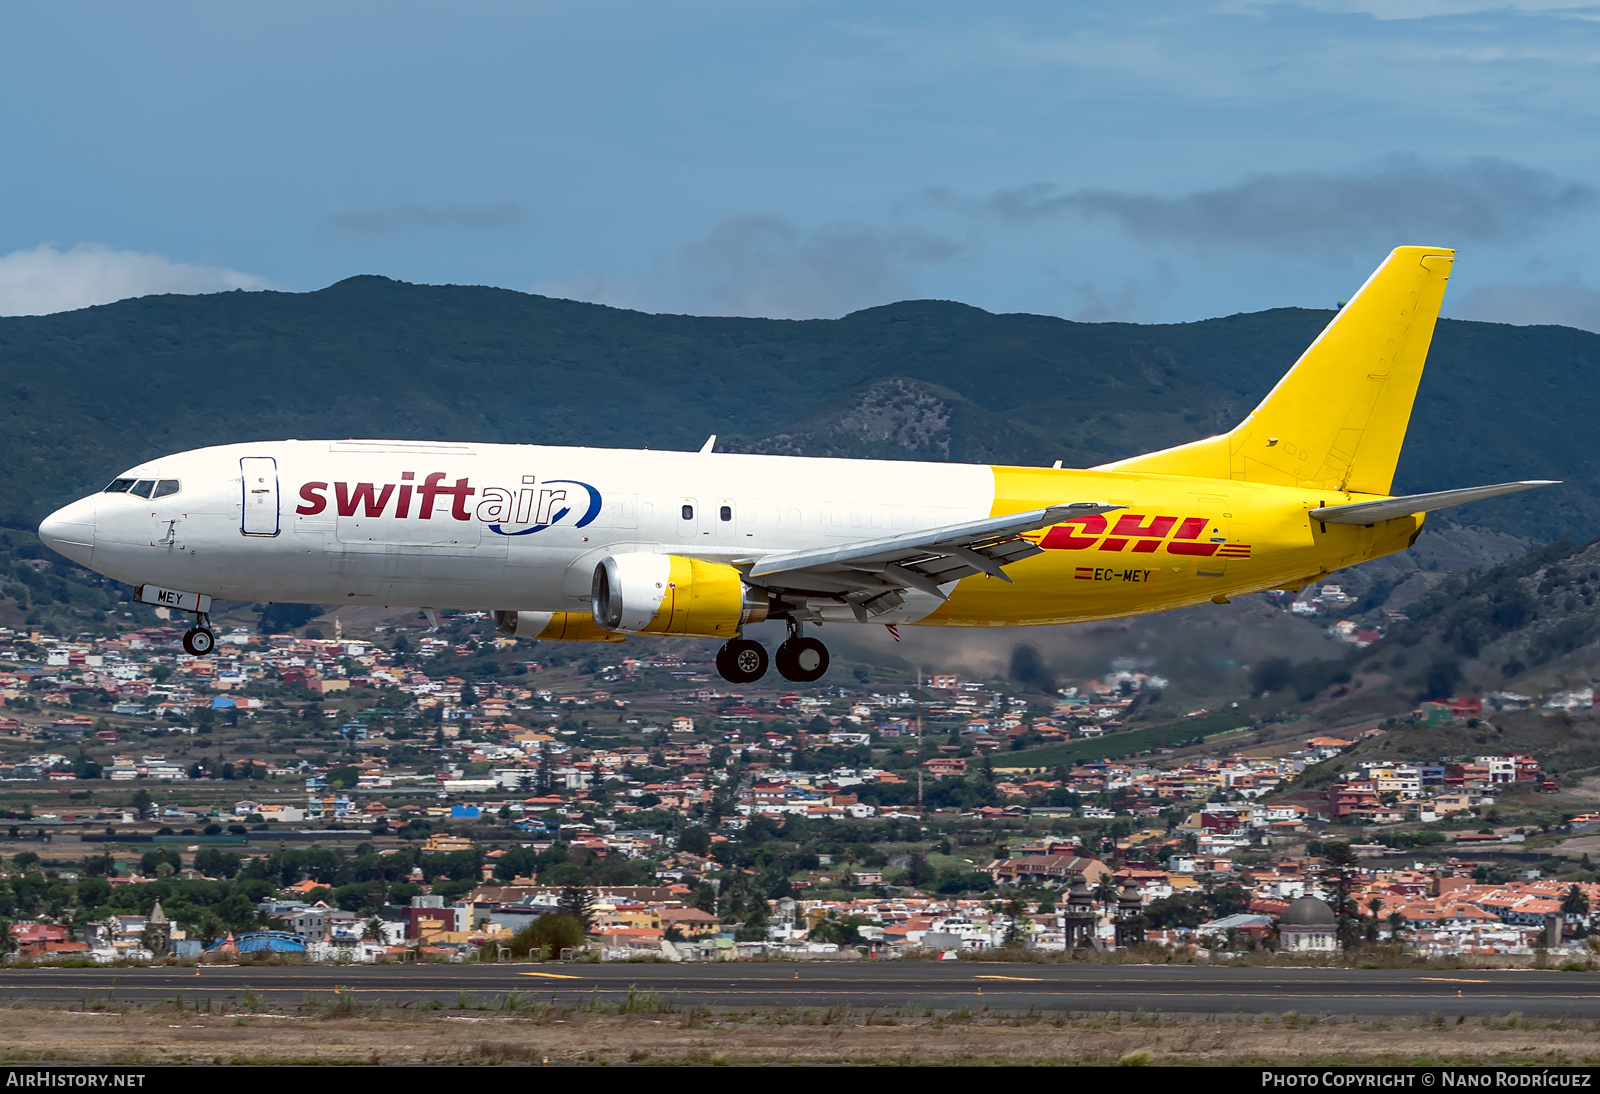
top-left (37, 247), bottom-right (1554, 683)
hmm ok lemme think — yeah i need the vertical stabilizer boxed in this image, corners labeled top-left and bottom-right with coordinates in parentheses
top-left (1099, 246), bottom-right (1454, 496)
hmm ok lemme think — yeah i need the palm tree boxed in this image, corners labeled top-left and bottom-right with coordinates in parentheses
top-left (1363, 895), bottom-right (1385, 943)
top-left (1386, 911), bottom-right (1406, 944)
top-left (1002, 897), bottom-right (1029, 946)
top-left (1561, 885), bottom-right (1590, 918)
top-left (1095, 874), bottom-right (1119, 913)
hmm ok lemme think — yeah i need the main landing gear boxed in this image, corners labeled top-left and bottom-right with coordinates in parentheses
top-left (715, 638), bottom-right (768, 684)
top-left (712, 621), bottom-right (830, 684)
top-left (775, 632), bottom-right (828, 683)
top-left (181, 614), bottom-right (216, 656)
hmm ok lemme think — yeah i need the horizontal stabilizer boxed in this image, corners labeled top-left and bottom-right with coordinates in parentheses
top-left (1308, 480), bottom-right (1559, 525)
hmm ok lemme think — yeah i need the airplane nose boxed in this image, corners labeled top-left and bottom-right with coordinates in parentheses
top-left (38, 497), bottom-right (97, 566)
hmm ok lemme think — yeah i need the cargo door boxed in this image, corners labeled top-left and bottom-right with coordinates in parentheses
top-left (240, 457), bottom-right (280, 537)
top-left (1168, 494), bottom-right (1231, 579)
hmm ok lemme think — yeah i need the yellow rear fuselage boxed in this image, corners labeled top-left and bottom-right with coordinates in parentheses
top-left (926, 465), bottom-right (1420, 626)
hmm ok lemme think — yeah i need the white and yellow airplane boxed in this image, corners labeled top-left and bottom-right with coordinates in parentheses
top-left (38, 246), bottom-right (1553, 682)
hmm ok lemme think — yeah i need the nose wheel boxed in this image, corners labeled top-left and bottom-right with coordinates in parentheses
top-left (715, 638), bottom-right (768, 683)
top-left (775, 629), bottom-right (829, 682)
top-left (182, 613), bottom-right (216, 656)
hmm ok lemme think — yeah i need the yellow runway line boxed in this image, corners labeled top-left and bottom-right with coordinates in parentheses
top-left (517, 972), bottom-right (583, 980)
top-left (974, 975), bottom-right (1045, 982)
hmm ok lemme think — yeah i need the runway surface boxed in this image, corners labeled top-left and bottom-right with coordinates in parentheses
top-left (3, 963), bottom-right (1598, 1018)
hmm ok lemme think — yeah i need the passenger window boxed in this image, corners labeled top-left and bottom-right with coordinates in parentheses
top-left (129, 480), bottom-right (156, 499)
top-left (719, 505), bottom-right (732, 522)
top-left (103, 478), bottom-right (136, 493)
top-left (153, 479), bottom-right (181, 498)
top-left (681, 504), bottom-right (694, 521)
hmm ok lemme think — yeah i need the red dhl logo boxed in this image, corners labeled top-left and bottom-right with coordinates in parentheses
top-left (1033, 513), bottom-right (1251, 559)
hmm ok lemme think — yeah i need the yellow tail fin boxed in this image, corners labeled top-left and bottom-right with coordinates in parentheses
top-left (1100, 246), bottom-right (1454, 496)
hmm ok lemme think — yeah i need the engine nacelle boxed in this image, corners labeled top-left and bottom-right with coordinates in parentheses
top-left (492, 609), bottom-right (627, 643)
top-left (591, 553), bottom-right (768, 638)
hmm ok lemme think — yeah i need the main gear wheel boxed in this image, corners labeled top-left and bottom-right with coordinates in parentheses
top-left (715, 638), bottom-right (768, 683)
top-left (775, 636), bottom-right (828, 682)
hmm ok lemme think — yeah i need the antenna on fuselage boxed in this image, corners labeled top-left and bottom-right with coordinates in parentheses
top-left (699, 435), bottom-right (716, 453)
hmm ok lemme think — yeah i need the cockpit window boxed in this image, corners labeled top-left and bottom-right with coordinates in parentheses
top-left (103, 478), bottom-right (136, 493)
top-left (153, 479), bottom-right (181, 498)
top-left (128, 480), bottom-right (156, 499)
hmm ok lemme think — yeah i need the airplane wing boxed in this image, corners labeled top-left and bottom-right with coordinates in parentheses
top-left (741, 502), bottom-right (1121, 619)
top-left (1308, 480), bottom-right (1559, 525)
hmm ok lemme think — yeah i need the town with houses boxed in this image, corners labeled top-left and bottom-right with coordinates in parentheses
top-left (1, 585), bottom-right (1599, 969)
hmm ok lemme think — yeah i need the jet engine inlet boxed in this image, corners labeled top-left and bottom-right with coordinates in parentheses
top-left (492, 609), bottom-right (527, 636)
top-left (591, 553), bottom-right (768, 638)
top-left (492, 609), bottom-right (625, 643)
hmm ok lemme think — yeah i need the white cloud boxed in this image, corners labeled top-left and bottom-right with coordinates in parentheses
top-left (971, 157), bottom-right (1594, 255)
top-left (534, 216), bottom-right (962, 320)
top-left (1452, 281), bottom-right (1600, 332)
top-left (0, 243), bottom-right (273, 317)
top-left (674, 215), bottom-right (960, 320)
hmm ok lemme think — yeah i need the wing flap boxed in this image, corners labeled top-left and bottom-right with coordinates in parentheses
top-left (744, 502), bottom-right (1120, 598)
top-left (1309, 480), bottom-right (1558, 525)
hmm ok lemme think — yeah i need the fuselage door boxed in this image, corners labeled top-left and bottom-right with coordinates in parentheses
top-left (240, 456), bottom-right (280, 537)
top-left (677, 498), bottom-right (698, 538)
top-left (1188, 494), bottom-right (1231, 578)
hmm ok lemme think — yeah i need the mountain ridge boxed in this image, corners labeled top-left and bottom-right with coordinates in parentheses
top-left (2, 278), bottom-right (1592, 540)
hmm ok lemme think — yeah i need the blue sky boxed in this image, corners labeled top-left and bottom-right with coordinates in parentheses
top-left (4, 1), bottom-right (1600, 329)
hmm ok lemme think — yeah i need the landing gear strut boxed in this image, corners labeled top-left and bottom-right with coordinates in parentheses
top-left (715, 638), bottom-right (768, 683)
top-left (182, 614), bottom-right (216, 656)
top-left (775, 620), bottom-right (829, 683)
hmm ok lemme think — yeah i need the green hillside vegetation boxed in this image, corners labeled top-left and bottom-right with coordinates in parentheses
top-left (1, 278), bottom-right (1593, 539)
top-left (0, 528), bottom-right (157, 636)
top-left (1297, 708), bottom-right (1600, 793)
top-left (1330, 535), bottom-right (1600, 707)
top-left (1218, 533), bottom-right (1600, 785)
top-left (1006, 710), bottom-right (1248, 767)
top-left (989, 531), bottom-right (1600, 781)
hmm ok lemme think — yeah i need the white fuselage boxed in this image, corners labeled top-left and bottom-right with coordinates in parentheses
top-left (41, 439), bottom-right (996, 623)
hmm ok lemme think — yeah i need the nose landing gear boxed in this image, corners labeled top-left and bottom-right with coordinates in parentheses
top-left (775, 620), bottom-right (829, 683)
top-left (181, 614), bottom-right (217, 656)
top-left (715, 638), bottom-right (769, 683)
